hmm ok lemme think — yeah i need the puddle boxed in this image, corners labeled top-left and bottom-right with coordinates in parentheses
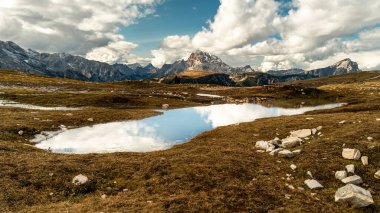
top-left (34, 103), bottom-right (342, 154)
top-left (0, 100), bottom-right (81, 111)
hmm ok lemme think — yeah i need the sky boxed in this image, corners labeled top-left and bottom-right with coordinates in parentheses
top-left (0, 0), bottom-right (380, 71)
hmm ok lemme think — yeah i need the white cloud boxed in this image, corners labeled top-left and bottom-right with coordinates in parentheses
top-left (152, 0), bottom-right (380, 71)
top-left (0, 0), bottom-right (162, 64)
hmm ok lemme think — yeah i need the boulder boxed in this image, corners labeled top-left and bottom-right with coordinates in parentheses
top-left (346, 164), bottom-right (355, 174)
top-left (335, 171), bottom-right (348, 180)
top-left (374, 170), bottom-right (380, 179)
top-left (290, 129), bottom-right (312, 138)
top-left (255, 141), bottom-right (270, 150)
top-left (304, 179), bottom-right (323, 189)
top-left (316, 126), bottom-right (323, 131)
top-left (335, 184), bottom-right (374, 208)
top-left (278, 150), bottom-right (295, 158)
top-left (281, 137), bottom-right (301, 148)
top-left (72, 174), bottom-right (88, 185)
top-left (361, 156), bottom-right (368, 166)
top-left (342, 148), bottom-right (361, 160)
top-left (342, 175), bottom-right (363, 185)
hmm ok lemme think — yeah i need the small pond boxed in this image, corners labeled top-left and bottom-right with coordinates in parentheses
top-left (35, 103), bottom-right (342, 154)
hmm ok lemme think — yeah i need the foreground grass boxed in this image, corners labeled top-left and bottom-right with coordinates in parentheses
top-left (0, 70), bottom-right (379, 212)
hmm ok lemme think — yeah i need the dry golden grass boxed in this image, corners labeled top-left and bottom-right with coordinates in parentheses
top-left (176, 70), bottom-right (219, 78)
top-left (0, 70), bottom-right (379, 212)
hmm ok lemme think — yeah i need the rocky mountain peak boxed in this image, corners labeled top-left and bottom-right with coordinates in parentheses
top-left (187, 50), bottom-right (223, 65)
top-left (332, 58), bottom-right (360, 71)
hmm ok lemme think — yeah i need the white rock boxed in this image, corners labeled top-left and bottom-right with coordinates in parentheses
top-left (346, 164), bottom-right (355, 174)
top-left (72, 174), bottom-right (88, 185)
top-left (342, 175), bottom-right (363, 185)
top-left (87, 118), bottom-right (94, 122)
top-left (304, 179), bottom-right (323, 189)
top-left (290, 129), bottom-right (312, 138)
top-left (281, 137), bottom-right (301, 148)
top-left (18, 130), bottom-right (24, 136)
top-left (339, 120), bottom-right (346, 124)
top-left (290, 164), bottom-right (297, 170)
top-left (335, 184), bottom-right (374, 208)
top-left (162, 104), bottom-right (170, 110)
top-left (361, 156), bottom-right (368, 166)
top-left (278, 150), bottom-right (295, 158)
top-left (335, 171), bottom-right (348, 180)
top-left (255, 141), bottom-right (270, 150)
top-left (316, 126), bottom-right (323, 131)
top-left (367, 137), bottom-right (373, 141)
top-left (311, 128), bottom-right (317, 135)
top-left (101, 194), bottom-right (107, 199)
top-left (342, 148), bottom-right (361, 160)
top-left (374, 170), bottom-right (380, 179)
top-left (292, 149), bottom-right (302, 155)
top-left (269, 148), bottom-right (283, 156)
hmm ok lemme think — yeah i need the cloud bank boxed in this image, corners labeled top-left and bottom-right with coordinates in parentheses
top-left (151, 0), bottom-right (380, 71)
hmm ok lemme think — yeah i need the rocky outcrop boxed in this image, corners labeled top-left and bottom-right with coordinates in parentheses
top-left (307, 58), bottom-right (360, 77)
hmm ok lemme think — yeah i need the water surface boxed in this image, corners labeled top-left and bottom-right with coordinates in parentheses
top-left (35, 103), bottom-right (342, 154)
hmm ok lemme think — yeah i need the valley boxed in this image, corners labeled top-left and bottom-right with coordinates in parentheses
top-left (0, 70), bottom-right (379, 212)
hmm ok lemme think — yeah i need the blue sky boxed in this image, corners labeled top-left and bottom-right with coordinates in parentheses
top-left (121, 0), bottom-right (220, 56)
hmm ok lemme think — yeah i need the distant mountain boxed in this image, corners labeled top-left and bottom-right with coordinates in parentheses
top-left (157, 50), bottom-right (254, 76)
top-left (0, 40), bottom-right (363, 84)
top-left (306, 58), bottom-right (361, 77)
top-left (0, 41), bottom-right (129, 81)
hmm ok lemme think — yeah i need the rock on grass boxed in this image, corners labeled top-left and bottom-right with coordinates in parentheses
top-left (335, 184), bottom-right (374, 208)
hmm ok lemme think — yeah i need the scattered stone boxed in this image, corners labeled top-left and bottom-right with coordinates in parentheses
top-left (335, 171), bottom-right (348, 180)
top-left (49, 172), bottom-right (54, 177)
top-left (361, 156), bottom-right (368, 166)
top-left (342, 148), bottom-right (361, 160)
top-left (304, 179), bottom-right (323, 189)
top-left (342, 175), bottom-right (363, 185)
top-left (18, 130), bottom-right (24, 136)
top-left (311, 128), bottom-right (317, 135)
top-left (297, 187), bottom-right (305, 191)
top-left (316, 126), bottom-right (323, 131)
top-left (281, 137), bottom-right (301, 148)
top-left (255, 140), bottom-right (270, 150)
top-left (49, 192), bottom-right (54, 196)
top-left (367, 137), bottom-right (373, 141)
top-left (256, 150), bottom-right (265, 153)
top-left (278, 150), bottom-right (295, 158)
top-left (306, 117), bottom-right (314, 120)
top-left (317, 132), bottom-right (322, 136)
top-left (101, 194), bottom-right (107, 199)
top-left (162, 104), bottom-right (170, 110)
top-left (290, 164), bottom-right (297, 171)
top-left (123, 188), bottom-right (128, 192)
top-left (290, 129), bottom-right (312, 138)
top-left (87, 118), bottom-right (94, 122)
top-left (346, 164), bottom-right (355, 174)
top-left (339, 120), bottom-right (346, 124)
top-left (285, 194), bottom-right (292, 199)
top-left (307, 171), bottom-right (313, 178)
top-left (374, 170), bottom-right (380, 179)
top-left (292, 149), bottom-right (301, 155)
top-left (269, 148), bottom-right (283, 156)
top-left (335, 184), bottom-right (374, 208)
top-left (72, 174), bottom-right (88, 185)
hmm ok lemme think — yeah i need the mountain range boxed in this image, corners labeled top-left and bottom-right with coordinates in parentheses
top-left (0, 40), bottom-right (361, 85)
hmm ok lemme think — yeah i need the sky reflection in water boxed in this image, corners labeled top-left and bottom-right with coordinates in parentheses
top-left (35, 103), bottom-right (342, 154)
